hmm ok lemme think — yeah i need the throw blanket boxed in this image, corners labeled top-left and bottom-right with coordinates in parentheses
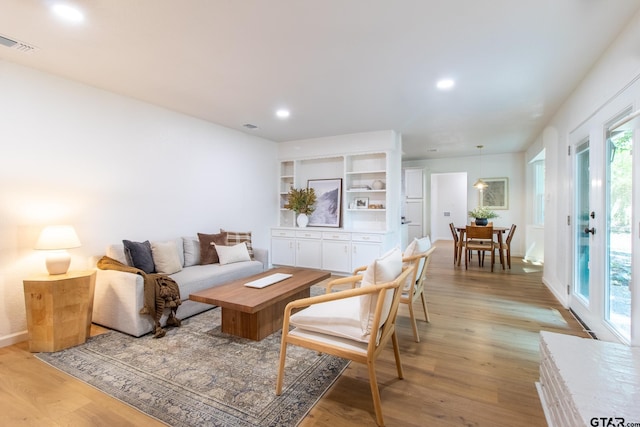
top-left (97, 256), bottom-right (182, 338)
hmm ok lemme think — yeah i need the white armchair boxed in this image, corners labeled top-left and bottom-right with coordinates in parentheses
top-left (275, 248), bottom-right (415, 426)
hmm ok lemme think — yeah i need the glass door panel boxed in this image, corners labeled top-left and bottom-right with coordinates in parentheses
top-left (575, 141), bottom-right (591, 302)
top-left (605, 125), bottom-right (632, 340)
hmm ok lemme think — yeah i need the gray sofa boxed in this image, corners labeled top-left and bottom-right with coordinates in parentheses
top-left (92, 236), bottom-right (267, 337)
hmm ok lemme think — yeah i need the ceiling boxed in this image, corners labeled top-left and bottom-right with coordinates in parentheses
top-left (2, 1), bottom-right (640, 160)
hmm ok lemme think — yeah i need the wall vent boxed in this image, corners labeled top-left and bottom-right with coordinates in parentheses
top-left (0, 33), bottom-right (38, 53)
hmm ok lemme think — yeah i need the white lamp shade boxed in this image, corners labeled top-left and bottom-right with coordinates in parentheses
top-left (35, 225), bottom-right (81, 250)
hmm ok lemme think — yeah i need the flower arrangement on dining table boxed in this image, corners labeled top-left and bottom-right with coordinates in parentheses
top-left (468, 206), bottom-right (499, 219)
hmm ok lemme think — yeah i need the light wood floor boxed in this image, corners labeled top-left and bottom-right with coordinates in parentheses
top-left (0, 240), bottom-right (589, 426)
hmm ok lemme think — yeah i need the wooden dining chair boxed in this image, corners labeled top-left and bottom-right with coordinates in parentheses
top-left (465, 225), bottom-right (497, 271)
top-left (496, 224), bottom-right (517, 269)
top-left (448, 222), bottom-right (461, 265)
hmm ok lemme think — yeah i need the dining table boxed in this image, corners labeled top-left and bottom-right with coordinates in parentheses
top-left (455, 225), bottom-right (509, 269)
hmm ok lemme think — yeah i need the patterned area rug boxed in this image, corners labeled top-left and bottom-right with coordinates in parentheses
top-left (36, 306), bottom-right (348, 426)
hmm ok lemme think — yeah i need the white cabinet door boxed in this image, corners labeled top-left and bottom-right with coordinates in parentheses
top-left (405, 200), bottom-right (423, 240)
top-left (296, 239), bottom-right (322, 269)
top-left (271, 237), bottom-right (295, 266)
top-left (351, 242), bottom-right (381, 272)
top-left (322, 240), bottom-right (351, 273)
top-left (404, 168), bottom-right (424, 199)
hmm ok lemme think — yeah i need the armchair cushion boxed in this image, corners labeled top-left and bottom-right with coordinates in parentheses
top-left (403, 236), bottom-right (431, 289)
top-left (289, 297), bottom-right (366, 343)
top-left (359, 247), bottom-right (402, 335)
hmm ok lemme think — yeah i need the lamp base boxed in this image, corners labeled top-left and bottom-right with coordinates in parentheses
top-left (45, 250), bottom-right (71, 275)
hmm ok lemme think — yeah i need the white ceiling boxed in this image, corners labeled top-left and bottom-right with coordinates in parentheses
top-left (2, 0), bottom-right (640, 160)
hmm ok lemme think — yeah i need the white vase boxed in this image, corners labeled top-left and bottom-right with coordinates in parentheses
top-left (372, 179), bottom-right (385, 190)
top-left (297, 213), bottom-right (309, 227)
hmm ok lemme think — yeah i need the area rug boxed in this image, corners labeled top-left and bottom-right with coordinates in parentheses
top-left (35, 307), bottom-right (349, 426)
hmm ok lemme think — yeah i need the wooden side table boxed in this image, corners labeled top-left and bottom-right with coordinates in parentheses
top-left (23, 270), bottom-right (96, 352)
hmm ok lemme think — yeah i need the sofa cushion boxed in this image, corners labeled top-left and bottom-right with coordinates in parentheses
top-left (169, 261), bottom-right (264, 297)
top-left (197, 232), bottom-right (228, 265)
top-left (215, 242), bottom-right (251, 265)
top-left (359, 247), bottom-right (402, 336)
top-left (221, 229), bottom-right (254, 259)
top-left (106, 243), bottom-right (129, 265)
top-left (122, 240), bottom-right (155, 274)
top-left (150, 240), bottom-right (182, 275)
top-left (182, 236), bottom-right (200, 267)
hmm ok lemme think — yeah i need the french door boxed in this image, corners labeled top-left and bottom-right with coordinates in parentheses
top-left (570, 100), bottom-right (640, 345)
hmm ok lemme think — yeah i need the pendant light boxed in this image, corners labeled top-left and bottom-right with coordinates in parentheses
top-left (473, 145), bottom-right (488, 190)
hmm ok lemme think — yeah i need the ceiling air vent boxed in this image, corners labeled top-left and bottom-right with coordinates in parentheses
top-left (0, 33), bottom-right (38, 53)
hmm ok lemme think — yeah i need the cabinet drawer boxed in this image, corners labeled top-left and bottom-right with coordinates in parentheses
top-left (272, 229), bottom-right (295, 238)
top-left (351, 233), bottom-right (383, 243)
top-left (322, 231), bottom-right (351, 241)
top-left (296, 230), bottom-right (322, 239)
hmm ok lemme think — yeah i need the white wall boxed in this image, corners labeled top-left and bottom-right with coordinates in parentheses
top-left (0, 60), bottom-right (278, 346)
top-left (535, 8), bottom-right (640, 308)
top-left (430, 172), bottom-right (467, 241)
top-left (403, 152), bottom-right (526, 256)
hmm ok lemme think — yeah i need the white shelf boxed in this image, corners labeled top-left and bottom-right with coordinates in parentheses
top-left (346, 169), bottom-right (386, 175)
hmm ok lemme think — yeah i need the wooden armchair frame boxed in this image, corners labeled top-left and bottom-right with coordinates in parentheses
top-left (276, 265), bottom-right (415, 426)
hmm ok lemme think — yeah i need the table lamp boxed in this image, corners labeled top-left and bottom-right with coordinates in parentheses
top-left (35, 225), bottom-right (82, 275)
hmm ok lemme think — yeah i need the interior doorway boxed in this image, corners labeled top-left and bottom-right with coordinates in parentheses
top-left (430, 172), bottom-right (467, 241)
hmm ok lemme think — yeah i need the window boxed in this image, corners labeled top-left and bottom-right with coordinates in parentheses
top-left (531, 150), bottom-right (545, 226)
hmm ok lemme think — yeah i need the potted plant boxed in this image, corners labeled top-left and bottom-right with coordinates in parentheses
top-left (468, 206), bottom-right (499, 226)
top-left (285, 187), bottom-right (317, 227)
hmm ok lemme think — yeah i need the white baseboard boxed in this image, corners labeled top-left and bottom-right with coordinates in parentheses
top-left (0, 330), bottom-right (28, 348)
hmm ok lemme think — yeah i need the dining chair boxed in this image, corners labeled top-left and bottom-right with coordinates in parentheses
top-left (496, 224), bottom-right (517, 269)
top-left (276, 248), bottom-right (415, 426)
top-left (465, 225), bottom-right (497, 271)
top-left (448, 222), bottom-right (462, 264)
top-left (401, 244), bottom-right (436, 342)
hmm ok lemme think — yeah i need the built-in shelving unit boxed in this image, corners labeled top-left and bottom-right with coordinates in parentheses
top-left (273, 130), bottom-right (402, 273)
top-left (277, 152), bottom-right (390, 231)
top-left (279, 161), bottom-right (295, 227)
top-left (344, 152), bottom-right (388, 231)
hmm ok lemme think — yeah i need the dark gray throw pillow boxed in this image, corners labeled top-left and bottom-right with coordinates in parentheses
top-left (123, 239), bottom-right (155, 274)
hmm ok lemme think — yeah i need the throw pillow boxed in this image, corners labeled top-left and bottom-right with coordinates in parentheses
top-left (359, 247), bottom-right (402, 336)
top-left (182, 236), bottom-right (200, 267)
top-left (150, 240), bottom-right (182, 275)
top-left (214, 242), bottom-right (251, 265)
top-left (198, 232), bottom-right (228, 265)
top-left (122, 240), bottom-right (155, 274)
top-left (220, 229), bottom-right (254, 259)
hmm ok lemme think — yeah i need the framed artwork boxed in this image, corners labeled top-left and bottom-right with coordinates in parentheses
top-left (307, 178), bottom-right (342, 227)
top-left (354, 197), bottom-right (369, 209)
top-left (480, 177), bottom-right (508, 209)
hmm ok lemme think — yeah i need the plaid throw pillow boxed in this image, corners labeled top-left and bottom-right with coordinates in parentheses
top-left (220, 229), bottom-right (254, 259)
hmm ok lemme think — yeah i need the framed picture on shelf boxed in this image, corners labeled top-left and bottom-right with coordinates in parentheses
top-left (479, 177), bottom-right (508, 209)
top-left (307, 178), bottom-right (342, 227)
top-left (354, 197), bottom-right (369, 209)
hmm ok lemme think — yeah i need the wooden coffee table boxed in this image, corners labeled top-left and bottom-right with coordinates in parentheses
top-left (189, 267), bottom-right (330, 341)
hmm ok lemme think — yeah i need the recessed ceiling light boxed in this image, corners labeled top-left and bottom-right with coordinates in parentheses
top-left (51, 3), bottom-right (85, 23)
top-left (436, 79), bottom-right (455, 90)
top-left (276, 109), bottom-right (290, 119)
